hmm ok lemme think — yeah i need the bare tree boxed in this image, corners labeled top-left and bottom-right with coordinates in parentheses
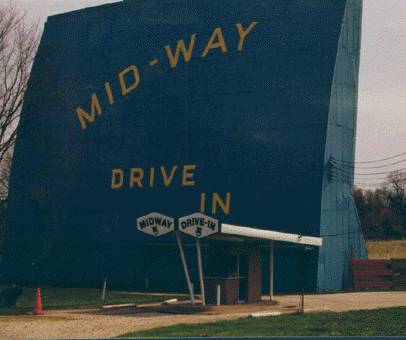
top-left (385, 170), bottom-right (406, 212)
top-left (354, 171), bottom-right (406, 240)
top-left (0, 149), bottom-right (12, 200)
top-left (0, 4), bottom-right (39, 199)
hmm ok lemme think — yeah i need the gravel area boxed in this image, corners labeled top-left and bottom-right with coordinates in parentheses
top-left (1, 291), bottom-right (406, 339)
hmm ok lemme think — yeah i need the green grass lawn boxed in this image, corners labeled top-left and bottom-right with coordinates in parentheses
top-left (0, 285), bottom-right (186, 315)
top-left (121, 307), bottom-right (406, 337)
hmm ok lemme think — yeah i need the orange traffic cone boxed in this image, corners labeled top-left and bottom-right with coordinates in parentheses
top-left (33, 288), bottom-right (44, 315)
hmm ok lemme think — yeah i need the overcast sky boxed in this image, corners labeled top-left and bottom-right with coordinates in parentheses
top-left (4, 0), bottom-right (406, 187)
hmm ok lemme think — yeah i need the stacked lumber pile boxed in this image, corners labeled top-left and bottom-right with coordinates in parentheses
top-left (352, 259), bottom-right (393, 289)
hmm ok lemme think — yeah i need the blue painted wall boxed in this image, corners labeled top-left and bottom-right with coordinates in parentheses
top-left (318, 0), bottom-right (367, 291)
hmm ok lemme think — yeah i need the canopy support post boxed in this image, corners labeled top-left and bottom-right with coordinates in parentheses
top-left (269, 241), bottom-right (274, 302)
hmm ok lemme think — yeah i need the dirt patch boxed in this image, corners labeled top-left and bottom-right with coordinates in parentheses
top-left (367, 240), bottom-right (406, 259)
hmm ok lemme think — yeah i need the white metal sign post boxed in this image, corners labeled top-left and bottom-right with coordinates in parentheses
top-left (175, 230), bottom-right (195, 304)
top-left (137, 212), bottom-right (195, 304)
top-left (179, 213), bottom-right (220, 306)
top-left (195, 238), bottom-right (205, 305)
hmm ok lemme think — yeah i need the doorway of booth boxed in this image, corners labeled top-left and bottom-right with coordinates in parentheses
top-left (204, 243), bottom-right (262, 304)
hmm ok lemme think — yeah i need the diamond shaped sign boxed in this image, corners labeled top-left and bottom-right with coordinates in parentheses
top-left (137, 212), bottom-right (175, 237)
top-left (178, 212), bottom-right (219, 239)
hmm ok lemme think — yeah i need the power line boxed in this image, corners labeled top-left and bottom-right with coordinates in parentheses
top-left (331, 171), bottom-right (386, 181)
top-left (331, 157), bottom-right (406, 170)
top-left (321, 229), bottom-right (363, 237)
top-left (332, 151), bottom-right (406, 165)
top-left (353, 183), bottom-right (386, 188)
top-left (332, 164), bottom-right (406, 177)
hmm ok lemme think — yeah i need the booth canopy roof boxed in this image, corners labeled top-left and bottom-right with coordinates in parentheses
top-left (220, 223), bottom-right (322, 247)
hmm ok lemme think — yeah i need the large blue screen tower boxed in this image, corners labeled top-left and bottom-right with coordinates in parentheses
top-left (2, 0), bottom-right (366, 292)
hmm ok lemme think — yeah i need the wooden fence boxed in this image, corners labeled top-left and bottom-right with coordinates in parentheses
top-left (352, 259), bottom-right (406, 289)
